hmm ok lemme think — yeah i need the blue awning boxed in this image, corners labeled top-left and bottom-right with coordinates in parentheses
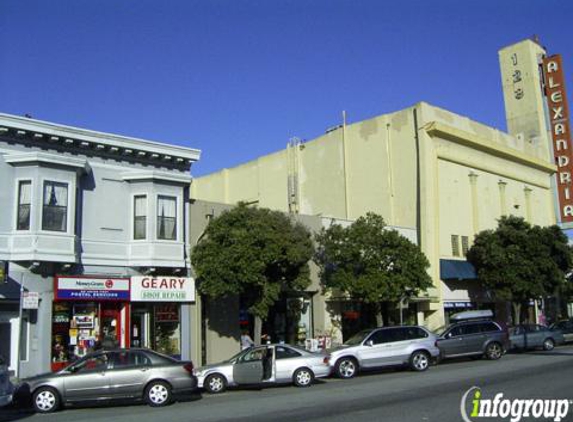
top-left (440, 259), bottom-right (477, 280)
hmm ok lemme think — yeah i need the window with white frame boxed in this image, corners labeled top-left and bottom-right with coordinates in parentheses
top-left (157, 195), bottom-right (177, 240)
top-left (134, 195), bottom-right (147, 240)
top-left (42, 181), bottom-right (68, 232)
top-left (17, 180), bottom-right (32, 230)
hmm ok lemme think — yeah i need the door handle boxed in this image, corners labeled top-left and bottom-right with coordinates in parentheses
top-left (141, 367), bottom-right (149, 372)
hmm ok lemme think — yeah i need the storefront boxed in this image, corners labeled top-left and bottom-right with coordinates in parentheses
top-left (51, 276), bottom-right (130, 371)
top-left (50, 275), bottom-right (195, 370)
top-left (130, 276), bottom-right (195, 359)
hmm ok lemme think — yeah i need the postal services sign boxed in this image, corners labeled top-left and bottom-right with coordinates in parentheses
top-left (56, 277), bottom-right (130, 301)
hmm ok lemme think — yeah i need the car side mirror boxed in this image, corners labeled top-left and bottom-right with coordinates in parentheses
top-left (366, 340), bottom-right (374, 347)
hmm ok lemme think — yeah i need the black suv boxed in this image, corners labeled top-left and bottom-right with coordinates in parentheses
top-left (436, 311), bottom-right (510, 361)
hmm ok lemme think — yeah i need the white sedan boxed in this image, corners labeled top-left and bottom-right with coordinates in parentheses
top-left (193, 344), bottom-right (331, 394)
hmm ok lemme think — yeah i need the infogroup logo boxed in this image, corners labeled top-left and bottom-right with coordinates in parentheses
top-left (461, 386), bottom-right (571, 422)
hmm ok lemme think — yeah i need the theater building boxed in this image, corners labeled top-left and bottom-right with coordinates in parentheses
top-left (0, 113), bottom-right (201, 377)
top-left (192, 39), bottom-right (561, 337)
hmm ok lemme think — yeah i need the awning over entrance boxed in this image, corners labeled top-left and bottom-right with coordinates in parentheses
top-left (439, 259), bottom-right (476, 280)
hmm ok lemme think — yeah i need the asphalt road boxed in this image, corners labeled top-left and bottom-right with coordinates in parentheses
top-left (2, 346), bottom-right (573, 422)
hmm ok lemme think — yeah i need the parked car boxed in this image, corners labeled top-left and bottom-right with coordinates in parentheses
top-left (19, 348), bottom-right (197, 413)
top-left (193, 344), bottom-right (330, 393)
top-left (0, 355), bottom-right (14, 408)
top-left (436, 310), bottom-right (510, 361)
top-left (550, 319), bottom-right (573, 343)
top-left (509, 324), bottom-right (564, 351)
top-left (328, 326), bottom-right (440, 379)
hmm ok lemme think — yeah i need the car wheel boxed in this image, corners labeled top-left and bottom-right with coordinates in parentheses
top-left (335, 357), bottom-right (358, 379)
top-left (33, 387), bottom-right (60, 413)
top-left (485, 342), bottom-right (503, 360)
top-left (293, 367), bottom-right (314, 387)
top-left (542, 338), bottom-right (555, 351)
top-left (145, 381), bottom-right (172, 407)
top-left (409, 351), bottom-right (430, 372)
top-left (205, 373), bottom-right (227, 394)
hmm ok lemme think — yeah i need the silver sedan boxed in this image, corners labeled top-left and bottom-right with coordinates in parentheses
top-left (193, 344), bottom-right (331, 394)
top-left (509, 324), bottom-right (565, 351)
top-left (20, 348), bottom-right (197, 413)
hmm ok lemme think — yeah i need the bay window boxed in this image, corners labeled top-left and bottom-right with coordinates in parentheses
top-left (157, 195), bottom-right (177, 240)
top-left (42, 181), bottom-right (68, 232)
top-left (134, 195), bottom-right (147, 240)
top-left (17, 180), bottom-right (32, 230)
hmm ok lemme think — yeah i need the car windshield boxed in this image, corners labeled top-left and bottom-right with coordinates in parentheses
top-left (288, 344), bottom-right (311, 354)
top-left (434, 325), bottom-right (448, 336)
top-left (344, 330), bottom-right (372, 346)
top-left (227, 350), bottom-right (248, 363)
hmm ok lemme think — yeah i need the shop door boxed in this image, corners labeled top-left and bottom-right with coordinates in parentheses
top-left (0, 323), bottom-right (10, 369)
top-left (101, 304), bottom-right (122, 349)
top-left (131, 311), bottom-right (150, 348)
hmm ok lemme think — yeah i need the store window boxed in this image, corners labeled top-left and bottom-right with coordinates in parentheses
top-left (131, 303), bottom-right (181, 357)
top-left (134, 195), bottom-right (147, 240)
top-left (16, 180), bottom-right (32, 230)
top-left (154, 304), bottom-right (181, 356)
top-left (157, 195), bottom-right (177, 240)
top-left (51, 301), bottom-right (124, 370)
top-left (42, 181), bottom-right (68, 232)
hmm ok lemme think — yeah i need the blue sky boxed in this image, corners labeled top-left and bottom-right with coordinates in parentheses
top-left (1, 1), bottom-right (572, 176)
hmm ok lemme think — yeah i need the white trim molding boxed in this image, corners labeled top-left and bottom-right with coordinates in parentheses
top-left (4, 152), bottom-right (89, 172)
top-left (121, 170), bottom-right (192, 184)
top-left (0, 113), bottom-right (201, 164)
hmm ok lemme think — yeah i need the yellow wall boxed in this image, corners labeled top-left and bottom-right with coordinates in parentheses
top-left (192, 101), bottom-right (558, 329)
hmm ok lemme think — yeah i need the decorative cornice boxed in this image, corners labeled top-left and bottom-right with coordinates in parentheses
top-left (121, 170), bottom-right (192, 184)
top-left (0, 113), bottom-right (201, 168)
top-left (424, 121), bottom-right (557, 174)
top-left (4, 152), bottom-right (89, 172)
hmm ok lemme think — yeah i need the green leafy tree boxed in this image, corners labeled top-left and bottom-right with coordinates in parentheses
top-left (314, 213), bottom-right (432, 326)
top-left (191, 203), bottom-right (314, 344)
top-left (466, 216), bottom-right (573, 324)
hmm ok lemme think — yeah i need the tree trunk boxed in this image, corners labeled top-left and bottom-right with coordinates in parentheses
top-left (254, 315), bottom-right (262, 345)
top-left (512, 302), bottom-right (521, 325)
top-left (375, 302), bottom-right (384, 327)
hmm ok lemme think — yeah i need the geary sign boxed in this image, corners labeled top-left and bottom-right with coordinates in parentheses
top-left (131, 276), bottom-right (195, 302)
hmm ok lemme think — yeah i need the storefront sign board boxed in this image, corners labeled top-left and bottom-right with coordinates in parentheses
top-left (55, 277), bottom-right (130, 301)
top-left (131, 276), bottom-right (195, 302)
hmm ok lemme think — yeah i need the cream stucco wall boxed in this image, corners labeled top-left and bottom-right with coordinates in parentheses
top-left (192, 101), bottom-right (558, 330)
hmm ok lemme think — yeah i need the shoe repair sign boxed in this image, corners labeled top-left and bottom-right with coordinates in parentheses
top-left (130, 276), bottom-right (195, 302)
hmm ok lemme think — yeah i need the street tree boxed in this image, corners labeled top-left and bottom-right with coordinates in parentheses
top-left (466, 216), bottom-right (573, 324)
top-left (314, 212), bottom-right (432, 326)
top-left (191, 203), bottom-right (314, 344)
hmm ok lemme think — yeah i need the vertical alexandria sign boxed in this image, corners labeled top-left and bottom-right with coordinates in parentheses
top-left (543, 55), bottom-right (573, 223)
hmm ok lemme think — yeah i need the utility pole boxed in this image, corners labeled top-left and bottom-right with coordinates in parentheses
top-left (16, 273), bottom-right (24, 379)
